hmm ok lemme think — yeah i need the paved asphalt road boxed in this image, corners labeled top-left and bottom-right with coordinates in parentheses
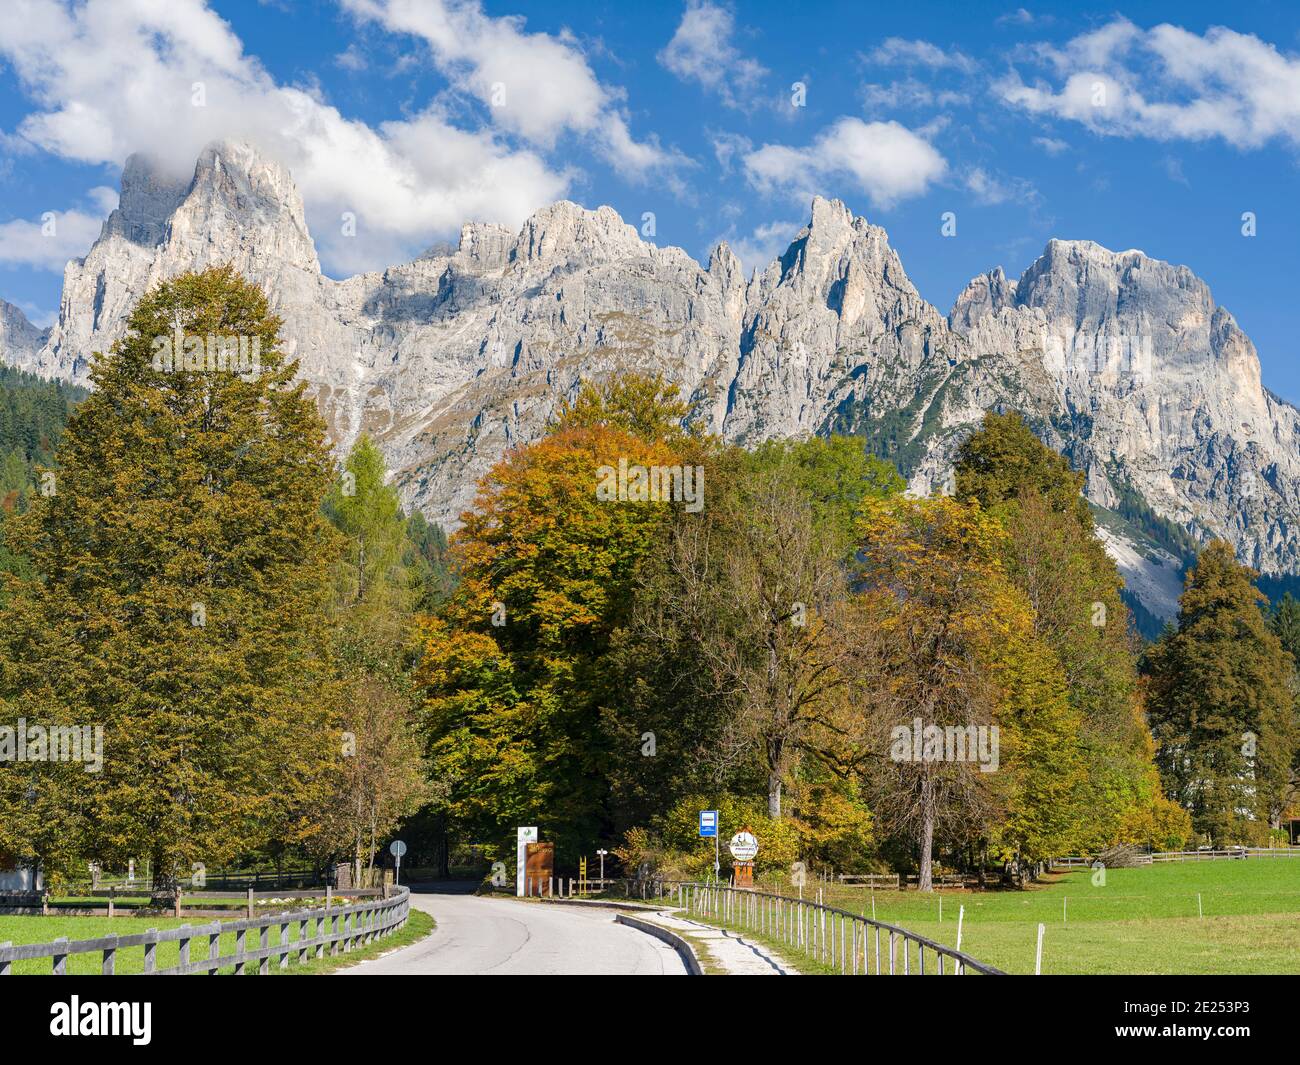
top-left (342, 891), bottom-right (688, 975)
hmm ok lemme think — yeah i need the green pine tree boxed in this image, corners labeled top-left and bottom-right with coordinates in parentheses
top-left (0, 267), bottom-right (343, 892)
top-left (1144, 541), bottom-right (1296, 843)
top-left (955, 411), bottom-right (1167, 850)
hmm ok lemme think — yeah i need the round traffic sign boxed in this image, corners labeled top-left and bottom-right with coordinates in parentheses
top-left (728, 830), bottom-right (758, 862)
top-left (389, 840), bottom-right (407, 858)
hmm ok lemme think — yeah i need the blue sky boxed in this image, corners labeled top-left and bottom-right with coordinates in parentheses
top-left (2, 1), bottom-right (1300, 399)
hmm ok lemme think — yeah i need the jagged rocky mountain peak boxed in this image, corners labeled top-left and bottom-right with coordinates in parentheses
top-left (7, 140), bottom-right (1300, 623)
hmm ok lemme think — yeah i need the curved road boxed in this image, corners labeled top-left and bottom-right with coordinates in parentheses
top-left (343, 890), bottom-right (687, 975)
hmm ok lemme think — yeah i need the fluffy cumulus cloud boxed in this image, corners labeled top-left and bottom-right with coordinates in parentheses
top-left (997, 18), bottom-right (1300, 149)
top-left (0, 186), bottom-right (118, 271)
top-left (0, 0), bottom-right (681, 275)
top-left (743, 118), bottom-right (946, 209)
top-left (658, 1), bottom-right (768, 109)
top-left (865, 37), bottom-right (977, 74)
top-left (343, 0), bottom-right (690, 181)
top-left (724, 218), bottom-right (799, 277)
top-left (0, 205), bottom-right (106, 271)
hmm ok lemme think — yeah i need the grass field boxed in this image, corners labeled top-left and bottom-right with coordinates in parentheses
top-left (0, 908), bottom-right (434, 975)
top-left (731, 859), bottom-right (1300, 974)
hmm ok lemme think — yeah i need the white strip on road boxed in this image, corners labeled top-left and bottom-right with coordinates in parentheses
top-left (342, 893), bottom-right (688, 975)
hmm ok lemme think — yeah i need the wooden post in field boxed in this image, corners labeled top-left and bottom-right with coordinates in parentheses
top-left (246, 886), bottom-right (254, 918)
top-left (1197, 893), bottom-right (1203, 919)
top-left (956, 905), bottom-right (965, 954)
top-left (1035, 923), bottom-right (1045, 975)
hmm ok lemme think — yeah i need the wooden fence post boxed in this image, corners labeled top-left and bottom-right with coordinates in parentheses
top-left (143, 929), bottom-right (158, 974)
top-left (259, 925), bottom-right (269, 975)
top-left (178, 924), bottom-right (192, 972)
top-left (0, 941), bottom-right (10, 976)
top-left (246, 887), bottom-right (254, 919)
top-left (234, 928), bottom-right (247, 975)
top-left (279, 921), bottom-right (289, 970)
top-left (52, 937), bottom-right (68, 975)
top-left (101, 935), bottom-right (117, 975)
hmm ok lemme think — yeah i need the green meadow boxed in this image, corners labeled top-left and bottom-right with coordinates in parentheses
top-left (0, 909), bottom-right (433, 976)
top-left (733, 859), bottom-right (1300, 974)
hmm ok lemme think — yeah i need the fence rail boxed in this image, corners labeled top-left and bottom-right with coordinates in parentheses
top-left (673, 883), bottom-right (1004, 975)
top-left (1054, 847), bottom-right (1300, 868)
top-left (0, 884), bottom-right (384, 918)
top-left (0, 886), bottom-right (409, 975)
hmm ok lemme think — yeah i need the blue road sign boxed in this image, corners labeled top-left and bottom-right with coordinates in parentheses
top-left (699, 810), bottom-right (718, 838)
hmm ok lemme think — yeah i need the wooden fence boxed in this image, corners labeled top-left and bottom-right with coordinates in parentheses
top-left (1053, 847), bottom-right (1300, 868)
top-left (0, 884), bottom-right (386, 918)
top-left (0, 886), bottom-right (409, 975)
top-left (677, 883), bottom-right (1004, 975)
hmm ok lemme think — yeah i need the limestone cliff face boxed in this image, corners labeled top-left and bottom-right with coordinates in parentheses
top-left (8, 140), bottom-right (1299, 612)
top-left (950, 238), bottom-right (1300, 577)
top-left (0, 298), bottom-right (45, 371)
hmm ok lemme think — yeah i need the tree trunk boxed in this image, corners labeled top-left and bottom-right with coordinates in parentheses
top-left (433, 820), bottom-right (450, 879)
top-left (917, 775), bottom-right (935, 892)
top-left (767, 773), bottom-right (782, 819)
top-left (150, 851), bottom-right (178, 908)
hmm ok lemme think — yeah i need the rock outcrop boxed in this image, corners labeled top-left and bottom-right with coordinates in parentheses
top-left (7, 140), bottom-right (1299, 620)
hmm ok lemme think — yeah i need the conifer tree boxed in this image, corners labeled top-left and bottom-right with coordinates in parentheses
top-left (955, 411), bottom-right (1176, 850)
top-left (1145, 542), bottom-right (1295, 842)
top-left (0, 267), bottom-right (342, 892)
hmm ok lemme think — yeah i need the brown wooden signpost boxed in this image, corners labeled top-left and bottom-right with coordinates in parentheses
top-left (526, 842), bottom-right (554, 896)
top-left (729, 827), bottom-right (758, 889)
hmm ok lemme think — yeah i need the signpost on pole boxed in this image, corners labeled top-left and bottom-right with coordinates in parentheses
top-left (516, 827), bottom-right (537, 897)
top-left (699, 810), bottom-right (719, 880)
top-left (389, 840), bottom-right (407, 886)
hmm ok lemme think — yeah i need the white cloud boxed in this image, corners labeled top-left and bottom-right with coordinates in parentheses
top-left (866, 38), bottom-right (976, 74)
top-left (19, 302), bottom-right (58, 329)
top-left (963, 167), bottom-right (1037, 206)
top-left (712, 131), bottom-right (752, 173)
top-left (334, 44), bottom-right (367, 72)
top-left (659, 1), bottom-right (768, 109)
top-left (862, 79), bottom-right (968, 111)
top-left (0, 202), bottom-right (106, 271)
top-left (0, 0), bottom-right (572, 275)
top-left (724, 218), bottom-right (799, 276)
top-left (997, 18), bottom-right (1300, 149)
top-left (743, 118), bottom-right (947, 209)
top-left (996, 8), bottom-right (1042, 27)
top-left (343, 0), bottom-right (689, 181)
top-left (1032, 136), bottom-right (1069, 155)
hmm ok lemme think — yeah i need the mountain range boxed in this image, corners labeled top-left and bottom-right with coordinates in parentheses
top-left (4, 139), bottom-right (1297, 630)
